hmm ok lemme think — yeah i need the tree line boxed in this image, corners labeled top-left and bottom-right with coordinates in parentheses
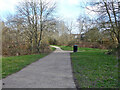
top-left (1, 0), bottom-right (74, 56)
top-left (77, 0), bottom-right (120, 59)
top-left (1, 0), bottom-right (120, 59)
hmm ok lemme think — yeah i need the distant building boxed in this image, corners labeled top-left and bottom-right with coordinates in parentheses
top-left (71, 34), bottom-right (84, 40)
top-left (72, 34), bottom-right (80, 38)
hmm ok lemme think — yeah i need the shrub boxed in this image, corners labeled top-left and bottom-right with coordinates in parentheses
top-left (67, 40), bottom-right (75, 46)
top-left (40, 40), bottom-right (51, 53)
top-left (48, 38), bottom-right (58, 45)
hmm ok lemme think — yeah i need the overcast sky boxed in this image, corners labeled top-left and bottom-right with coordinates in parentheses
top-left (0, 0), bottom-right (94, 20)
top-left (0, 0), bottom-right (99, 33)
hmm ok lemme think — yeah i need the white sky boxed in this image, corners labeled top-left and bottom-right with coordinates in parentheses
top-left (0, 0), bottom-right (20, 12)
top-left (0, 0), bottom-right (103, 33)
top-left (0, 0), bottom-right (95, 20)
top-left (1, 0), bottom-right (119, 21)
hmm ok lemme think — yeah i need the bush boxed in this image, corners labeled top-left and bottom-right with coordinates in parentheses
top-left (67, 40), bottom-right (75, 46)
top-left (40, 40), bottom-right (51, 53)
top-left (48, 38), bottom-right (58, 45)
top-left (77, 42), bottom-right (106, 49)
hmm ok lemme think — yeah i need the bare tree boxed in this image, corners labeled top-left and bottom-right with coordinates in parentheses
top-left (86, 0), bottom-right (120, 59)
top-left (77, 16), bottom-right (94, 41)
top-left (15, 0), bottom-right (56, 53)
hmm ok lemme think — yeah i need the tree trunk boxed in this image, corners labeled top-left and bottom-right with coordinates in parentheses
top-left (37, 1), bottom-right (43, 53)
top-left (117, 41), bottom-right (120, 60)
top-left (37, 24), bottom-right (43, 53)
top-left (30, 36), bottom-right (33, 54)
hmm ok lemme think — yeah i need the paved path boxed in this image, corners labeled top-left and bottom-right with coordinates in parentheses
top-left (2, 46), bottom-right (76, 88)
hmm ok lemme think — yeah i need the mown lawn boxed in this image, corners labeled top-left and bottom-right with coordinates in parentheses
top-left (60, 45), bottom-right (119, 88)
top-left (59, 45), bottom-right (107, 52)
top-left (59, 46), bottom-right (73, 51)
top-left (51, 47), bottom-right (56, 51)
top-left (2, 54), bottom-right (48, 78)
top-left (2, 47), bottom-right (56, 78)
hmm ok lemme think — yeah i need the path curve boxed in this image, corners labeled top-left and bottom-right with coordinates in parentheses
top-left (2, 46), bottom-right (76, 88)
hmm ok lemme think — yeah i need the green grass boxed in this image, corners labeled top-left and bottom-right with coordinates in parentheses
top-left (58, 45), bottom-right (118, 88)
top-left (59, 46), bottom-right (73, 51)
top-left (58, 45), bottom-right (107, 52)
top-left (2, 54), bottom-right (48, 78)
top-left (50, 47), bottom-right (56, 51)
top-left (71, 51), bottom-right (118, 88)
top-left (51, 45), bottom-right (73, 51)
top-left (2, 46), bottom-right (56, 78)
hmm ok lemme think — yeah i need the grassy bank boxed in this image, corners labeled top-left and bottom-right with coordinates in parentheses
top-left (59, 45), bottom-right (119, 88)
top-left (71, 51), bottom-right (118, 88)
top-left (2, 47), bottom-right (56, 78)
top-left (2, 54), bottom-right (48, 78)
top-left (51, 47), bottom-right (56, 51)
top-left (58, 45), bottom-right (107, 52)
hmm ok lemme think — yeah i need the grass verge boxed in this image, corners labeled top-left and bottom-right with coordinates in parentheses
top-left (2, 47), bottom-right (56, 78)
top-left (50, 47), bottom-right (56, 51)
top-left (58, 45), bottom-right (118, 88)
top-left (58, 45), bottom-right (107, 52)
top-left (71, 51), bottom-right (118, 88)
top-left (2, 54), bottom-right (48, 78)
